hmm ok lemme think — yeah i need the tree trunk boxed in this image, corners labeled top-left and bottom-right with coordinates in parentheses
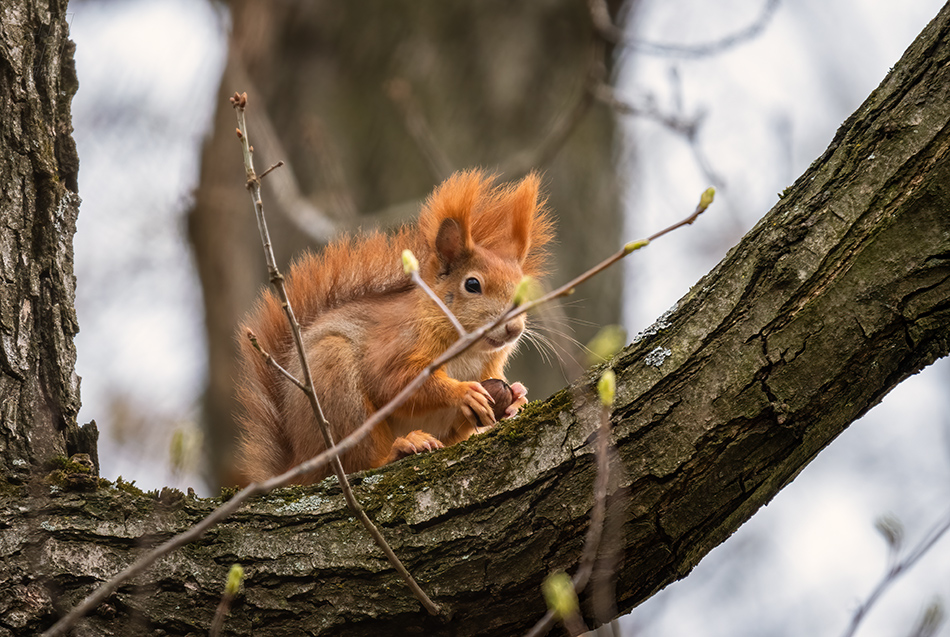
top-left (3, 2), bottom-right (950, 636)
top-left (0, 0), bottom-right (95, 482)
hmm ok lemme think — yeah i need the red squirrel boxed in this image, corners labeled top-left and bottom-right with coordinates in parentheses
top-left (235, 169), bottom-right (554, 485)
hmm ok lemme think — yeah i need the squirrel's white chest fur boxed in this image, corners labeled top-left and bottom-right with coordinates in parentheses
top-left (444, 339), bottom-right (516, 382)
top-left (444, 352), bottom-right (488, 383)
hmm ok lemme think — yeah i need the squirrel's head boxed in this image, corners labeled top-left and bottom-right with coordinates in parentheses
top-left (418, 170), bottom-right (554, 349)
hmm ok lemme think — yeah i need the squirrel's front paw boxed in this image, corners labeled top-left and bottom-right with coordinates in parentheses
top-left (459, 381), bottom-right (496, 429)
top-left (506, 382), bottom-right (528, 418)
top-left (388, 430), bottom-right (444, 463)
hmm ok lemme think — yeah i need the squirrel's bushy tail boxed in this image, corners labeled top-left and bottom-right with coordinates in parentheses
top-left (234, 226), bottom-right (416, 482)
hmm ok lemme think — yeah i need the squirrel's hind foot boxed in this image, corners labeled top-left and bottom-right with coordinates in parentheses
top-left (385, 430), bottom-right (444, 464)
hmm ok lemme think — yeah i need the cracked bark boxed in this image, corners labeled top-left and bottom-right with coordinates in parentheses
top-left (3, 2), bottom-right (950, 636)
top-left (0, 2), bottom-right (94, 481)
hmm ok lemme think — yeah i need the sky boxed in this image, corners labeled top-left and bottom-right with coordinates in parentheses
top-left (71, 0), bottom-right (226, 487)
top-left (67, 1), bottom-right (950, 635)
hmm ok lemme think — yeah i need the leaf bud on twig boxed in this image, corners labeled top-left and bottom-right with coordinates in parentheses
top-left (542, 571), bottom-right (579, 620)
top-left (597, 369), bottom-right (616, 407)
top-left (225, 564), bottom-right (244, 596)
top-left (402, 249), bottom-right (419, 275)
top-left (586, 324), bottom-right (626, 367)
top-left (623, 239), bottom-right (650, 255)
top-left (512, 276), bottom-right (541, 307)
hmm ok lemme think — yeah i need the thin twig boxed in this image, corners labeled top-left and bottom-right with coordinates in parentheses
top-left (564, 613), bottom-right (591, 637)
top-left (524, 400), bottom-right (613, 637)
top-left (591, 467), bottom-right (628, 630)
top-left (224, 52), bottom-right (340, 240)
top-left (593, 83), bottom-right (724, 188)
top-left (841, 508), bottom-right (950, 637)
top-left (411, 270), bottom-right (466, 337)
top-left (519, 200), bottom-right (711, 637)
top-left (593, 83), bottom-right (696, 133)
top-left (248, 329), bottom-right (307, 392)
top-left (576, 408), bottom-right (612, 589)
top-left (259, 160), bottom-right (284, 180)
top-left (231, 92), bottom-right (443, 617)
top-left (209, 591), bottom-right (235, 637)
top-left (42, 167), bottom-right (712, 637)
top-left (589, 0), bottom-right (781, 59)
top-left (510, 193), bottom-right (708, 328)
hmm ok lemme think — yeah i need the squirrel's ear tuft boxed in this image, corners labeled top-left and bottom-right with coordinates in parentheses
top-left (435, 217), bottom-right (465, 272)
top-left (420, 170), bottom-right (486, 267)
top-left (510, 172), bottom-right (555, 276)
top-left (509, 173), bottom-right (540, 264)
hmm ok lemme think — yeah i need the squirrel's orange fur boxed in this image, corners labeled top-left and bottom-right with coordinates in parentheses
top-left (235, 170), bottom-right (554, 485)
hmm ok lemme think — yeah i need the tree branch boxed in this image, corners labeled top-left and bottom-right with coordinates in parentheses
top-left (590, 0), bottom-right (782, 59)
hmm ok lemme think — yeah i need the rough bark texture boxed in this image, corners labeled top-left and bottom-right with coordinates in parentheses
top-left (4, 3), bottom-right (950, 637)
top-left (0, 0), bottom-right (95, 483)
top-left (188, 0), bottom-right (628, 488)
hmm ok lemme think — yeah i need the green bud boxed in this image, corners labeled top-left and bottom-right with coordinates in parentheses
top-left (597, 369), bottom-right (616, 407)
top-left (225, 564), bottom-right (244, 596)
top-left (169, 429), bottom-right (185, 473)
top-left (512, 276), bottom-right (541, 306)
top-left (169, 426), bottom-right (202, 476)
top-left (586, 324), bottom-right (627, 367)
top-left (699, 187), bottom-right (716, 211)
top-left (401, 249), bottom-right (419, 275)
top-left (623, 239), bottom-right (650, 255)
top-left (541, 571), bottom-right (578, 620)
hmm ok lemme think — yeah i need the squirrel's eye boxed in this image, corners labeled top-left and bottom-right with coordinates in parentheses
top-left (464, 277), bottom-right (482, 294)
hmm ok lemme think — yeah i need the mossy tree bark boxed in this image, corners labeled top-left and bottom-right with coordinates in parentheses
top-left (3, 2), bottom-right (950, 636)
top-left (0, 1), bottom-right (94, 483)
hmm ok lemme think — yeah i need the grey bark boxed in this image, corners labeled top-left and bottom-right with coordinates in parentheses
top-left (0, 0), bottom-right (95, 482)
top-left (3, 2), bottom-right (950, 636)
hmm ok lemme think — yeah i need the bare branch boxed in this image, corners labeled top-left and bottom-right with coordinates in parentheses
top-left (209, 564), bottom-right (243, 637)
top-left (258, 160), bottom-right (284, 180)
top-left (593, 83), bottom-right (725, 188)
top-left (590, 0), bottom-right (781, 59)
top-left (411, 270), bottom-right (466, 337)
top-left (524, 380), bottom-right (616, 637)
top-left (225, 54), bottom-right (339, 241)
top-left (842, 508), bottom-right (950, 637)
top-left (247, 329), bottom-right (307, 392)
